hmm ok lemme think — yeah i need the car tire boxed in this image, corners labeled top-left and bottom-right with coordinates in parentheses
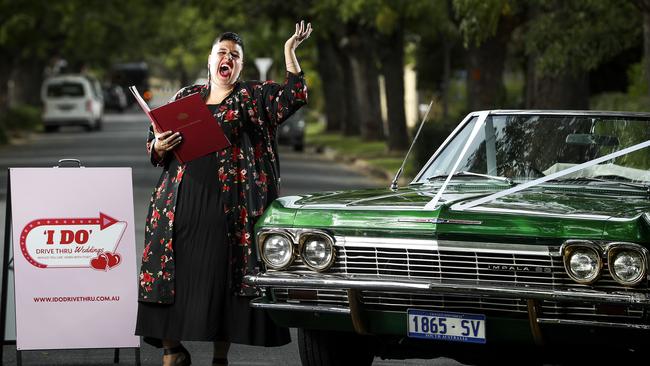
top-left (298, 328), bottom-right (374, 366)
top-left (44, 125), bottom-right (59, 133)
top-left (94, 117), bottom-right (103, 131)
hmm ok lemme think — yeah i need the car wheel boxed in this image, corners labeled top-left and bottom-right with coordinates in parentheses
top-left (298, 328), bottom-right (374, 366)
top-left (44, 125), bottom-right (59, 133)
top-left (94, 117), bottom-right (103, 131)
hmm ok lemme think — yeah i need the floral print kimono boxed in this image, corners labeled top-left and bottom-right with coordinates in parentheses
top-left (139, 72), bottom-right (307, 304)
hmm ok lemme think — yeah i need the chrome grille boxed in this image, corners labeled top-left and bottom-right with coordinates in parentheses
top-left (334, 244), bottom-right (648, 291)
top-left (273, 288), bottom-right (348, 307)
top-left (267, 238), bottom-right (648, 324)
top-left (362, 291), bottom-right (529, 316)
top-left (539, 300), bottom-right (645, 323)
top-left (270, 241), bottom-right (648, 291)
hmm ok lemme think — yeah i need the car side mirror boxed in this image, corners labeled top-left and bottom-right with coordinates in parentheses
top-left (565, 133), bottom-right (619, 146)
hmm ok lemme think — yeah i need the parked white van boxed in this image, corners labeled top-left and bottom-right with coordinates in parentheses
top-left (41, 75), bottom-right (104, 132)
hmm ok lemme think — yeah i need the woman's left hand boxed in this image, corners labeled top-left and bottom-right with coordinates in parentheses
top-left (285, 20), bottom-right (312, 51)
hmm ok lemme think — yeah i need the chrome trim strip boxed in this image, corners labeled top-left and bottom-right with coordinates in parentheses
top-left (249, 298), bottom-right (351, 314)
top-left (243, 274), bottom-right (650, 305)
top-left (438, 240), bottom-right (552, 255)
top-left (536, 318), bottom-right (650, 330)
top-left (335, 236), bottom-right (438, 250)
top-left (397, 218), bottom-right (483, 225)
top-left (337, 236), bottom-right (551, 255)
top-left (487, 110), bottom-right (650, 118)
top-left (450, 205), bottom-right (612, 220)
top-left (287, 204), bottom-right (427, 211)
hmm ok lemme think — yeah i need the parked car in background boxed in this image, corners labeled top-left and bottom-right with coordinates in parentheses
top-left (110, 62), bottom-right (151, 107)
top-left (246, 110), bottom-right (650, 365)
top-left (102, 84), bottom-right (128, 112)
top-left (41, 74), bottom-right (104, 132)
top-left (278, 108), bottom-right (305, 151)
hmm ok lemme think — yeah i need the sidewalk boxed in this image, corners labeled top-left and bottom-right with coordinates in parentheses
top-left (2, 335), bottom-right (301, 366)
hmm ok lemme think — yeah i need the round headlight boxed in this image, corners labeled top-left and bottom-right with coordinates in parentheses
top-left (301, 234), bottom-right (335, 271)
top-left (609, 249), bottom-right (646, 286)
top-left (564, 246), bottom-right (602, 284)
top-left (262, 234), bottom-right (294, 269)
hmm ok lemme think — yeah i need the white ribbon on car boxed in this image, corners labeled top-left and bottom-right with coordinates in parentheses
top-left (454, 138), bottom-right (650, 211)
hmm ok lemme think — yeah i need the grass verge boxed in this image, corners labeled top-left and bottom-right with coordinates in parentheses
top-left (306, 122), bottom-right (417, 182)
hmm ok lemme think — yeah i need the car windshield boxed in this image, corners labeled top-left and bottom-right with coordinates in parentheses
top-left (418, 114), bottom-right (650, 185)
top-left (47, 82), bottom-right (85, 97)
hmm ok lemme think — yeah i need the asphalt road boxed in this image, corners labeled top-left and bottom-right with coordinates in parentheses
top-left (0, 111), bottom-right (465, 365)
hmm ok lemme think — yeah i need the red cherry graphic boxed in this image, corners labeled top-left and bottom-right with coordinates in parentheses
top-left (105, 252), bottom-right (121, 269)
top-left (90, 253), bottom-right (108, 271)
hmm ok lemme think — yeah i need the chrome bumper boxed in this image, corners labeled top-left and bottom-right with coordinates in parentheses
top-left (244, 273), bottom-right (650, 306)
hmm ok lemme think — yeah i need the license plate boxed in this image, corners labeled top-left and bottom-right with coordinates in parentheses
top-left (407, 309), bottom-right (486, 344)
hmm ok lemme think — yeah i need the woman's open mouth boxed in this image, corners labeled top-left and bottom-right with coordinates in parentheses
top-left (219, 63), bottom-right (232, 78)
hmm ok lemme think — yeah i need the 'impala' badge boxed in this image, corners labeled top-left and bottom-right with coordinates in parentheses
top-left (486, 265), bottom-right (551, 273)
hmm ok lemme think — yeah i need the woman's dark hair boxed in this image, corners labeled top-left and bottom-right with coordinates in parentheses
top-left (213, 32), bottom-right (244, 52)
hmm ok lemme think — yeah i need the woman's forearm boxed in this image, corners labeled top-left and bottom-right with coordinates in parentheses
top-left (284, 45), bottom-right (301, 74)
top-left (284, 21), bottom-right (311, 75)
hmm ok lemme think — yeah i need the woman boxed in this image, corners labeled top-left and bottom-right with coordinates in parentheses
top-left (135, 21), bottom-right (312, 366)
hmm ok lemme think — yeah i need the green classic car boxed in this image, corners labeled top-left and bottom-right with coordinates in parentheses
top-left (245, 111), bottom-right (650, 365)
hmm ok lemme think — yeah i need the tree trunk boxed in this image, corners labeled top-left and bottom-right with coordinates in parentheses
top-left (0, 50), bottom-right (12, 142)
top-left (179, 67), bottom-right (190, 88)
top-left (10, 58), bottom-right (44, 106)
top-left (358, 32), bottom-right (383, 140)
top-left (466, 32), bottom-right (508, 110)
top-left (345, 30), bottom-right (383, 141)
top-left (526, 56), bottom-right (589, 109)
top-left (441, 36), bottom-right (452, 119)
top-left (340, 48), bottom-right (361, 136)
top-left (379, 29), bottom-right (409, 151)
top-left (0, 50), bottom-right (12, 115)
top-left (465, 12), bottom-right (521, 111)
top-left (643, 9), bottom-right (650, 96)
top-left (316, 37), bottom-right (346, 132)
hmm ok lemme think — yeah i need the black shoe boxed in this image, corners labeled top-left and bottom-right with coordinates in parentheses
top-left (163, 344), bottom-right (192, 366)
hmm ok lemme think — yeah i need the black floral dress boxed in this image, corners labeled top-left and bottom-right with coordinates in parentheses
top-left (135, 72), bottom-right (307, 345)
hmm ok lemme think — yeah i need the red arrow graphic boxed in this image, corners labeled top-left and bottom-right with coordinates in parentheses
top-left (20, 213), bottom-right (125, 269)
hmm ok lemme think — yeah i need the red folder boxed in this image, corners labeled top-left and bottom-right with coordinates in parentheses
top-left (129, 86), bottom-right (231, 163)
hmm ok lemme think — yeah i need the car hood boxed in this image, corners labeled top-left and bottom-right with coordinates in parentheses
top-left (288, 184), bottom-right (650, 219)
top-left (268, 184), bottom-right (650, 242)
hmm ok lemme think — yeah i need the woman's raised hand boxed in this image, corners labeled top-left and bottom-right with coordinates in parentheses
top-left (285, 20), bottom-right (312, 51)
